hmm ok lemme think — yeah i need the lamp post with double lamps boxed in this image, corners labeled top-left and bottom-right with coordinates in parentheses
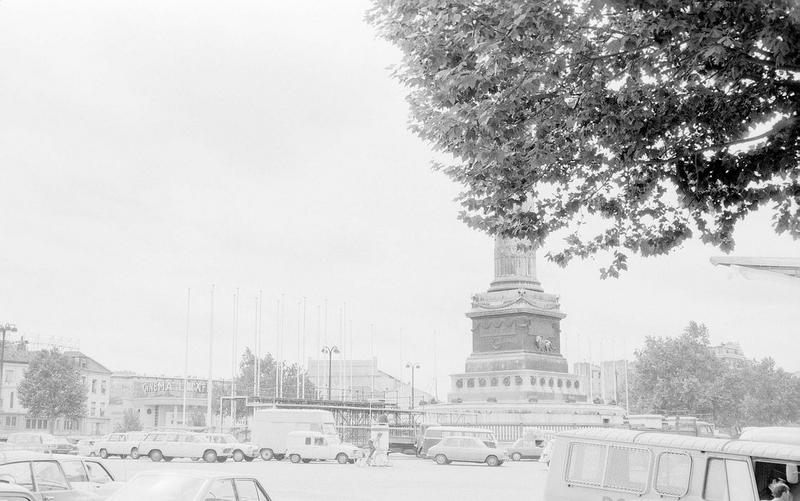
top-left (405, 362), bottom-right (420, 410)
top-left (321, 345), bottom-right (339, 401)
top-left (0, 323), bottom-right (17, 409)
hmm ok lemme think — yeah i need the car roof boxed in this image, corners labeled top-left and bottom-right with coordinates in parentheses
top-left (129, 470), bottom-right (255, 481)
top-left (0, 451), bottom-right (101, 462)
top-left (558, 428), bottom-right (800, 462)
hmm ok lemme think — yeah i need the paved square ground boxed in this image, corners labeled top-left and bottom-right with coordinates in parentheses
top-left (102, 455), bottom-right (548, 501)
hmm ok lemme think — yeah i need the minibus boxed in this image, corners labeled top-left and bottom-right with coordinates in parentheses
top-left (545, 428), bottom-right (800, 501)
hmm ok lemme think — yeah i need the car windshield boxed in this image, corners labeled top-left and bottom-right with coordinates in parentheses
top-left (222, 435), bottom-right (238, 443)
top-left (109, 473), bottom-right (205, 501)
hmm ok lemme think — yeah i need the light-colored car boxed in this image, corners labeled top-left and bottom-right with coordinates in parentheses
top-left (137, 431), bottom-right (233, 463)
top-left (285, 431), bottom-right (360, 464)
top-left (0, 482), bottom-right (37, 501)
top-left (508, 437), bottom-right (545, 461)
top-left (0, 451), bottom-right (119, 501)
top-left (107, 471), bottom-right (272, 501)
top-left (93, 432), bottom-right (147, 460)
top-left (426, 436), bottom-right (507, 466)
top-left (206, 434), bottom-right (259, 463)
top-left (5, 434), bottom-right (77, 455)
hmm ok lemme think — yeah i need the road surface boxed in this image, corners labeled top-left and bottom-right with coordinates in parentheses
top-left (101, 454), bottom-right (548, 501)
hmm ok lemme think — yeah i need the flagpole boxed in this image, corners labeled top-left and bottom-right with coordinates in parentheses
top-left (206, 284), bottom-right (215, 431)
top-left (183, 288), bottom-right (190, 428)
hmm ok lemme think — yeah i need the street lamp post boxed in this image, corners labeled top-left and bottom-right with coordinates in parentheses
top-left (321, 346), bottom-right (339, 401)
top-left (405, 362), bottom-right (420, 410)
top-left (0, 323), bottom-right (17, 409)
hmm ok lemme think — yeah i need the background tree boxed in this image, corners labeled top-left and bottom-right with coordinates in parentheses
top-left (368, 0), bottom-right (800, 276)
top-left (18, 349), bottom-right (87, 432)
top-left (629, 321), bottom-right (800, 429)
top-left (629, 322), bottom-right (725, 417)
top-left (114, 408), bottom-right (142, 432)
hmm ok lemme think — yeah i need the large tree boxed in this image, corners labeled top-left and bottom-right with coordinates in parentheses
top-left (18, 349), bottom-right (87, 432)
top-left (629, 321), bottom-right (800, 428)
top-left (368, 0), bottom-right (800, 276)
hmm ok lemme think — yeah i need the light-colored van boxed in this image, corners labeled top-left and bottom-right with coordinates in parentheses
top-left (416, 426), bottom-right (498, 457)
top-left (285, 431), bottom-right (360, 464)
top-left (545, 428), bottom-right (800, 501)
top-left (94, 431), bottom-right (148, 459)
top-left (250, 409), bottom-right (339, 460)
top-left (137, 431), bottom-right (233, 463)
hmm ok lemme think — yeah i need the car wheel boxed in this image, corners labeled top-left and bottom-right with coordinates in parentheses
top-left (203, 450), bottom-right (218, 463)
top-left (434, 454), bottom-right (448, 465)
top-left (149, 450), bottom-right (163, 462)
top-left (336, 453), bottom-right (349, 464)
top-left (302, 458), bottom-right (312, 463)
top-left (130, 447), bottom-right (140, 460)
top-left (233, 450), bottom-right (245, 462)
top-left (289, 454), bottom-right (301, 464)
top-left (260, 448), bottom-right (274, 461)
top-left (486, 455), bottom-right (500, 467)
top-left (99, 449), bottom-right (108, 459)
top-left (511, 452), bottom-right (522, 462)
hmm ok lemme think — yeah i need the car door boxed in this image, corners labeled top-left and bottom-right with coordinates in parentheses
top-left (31, 460), bottom-right (83, 501)
top-left (466, 438), bottom-right (486, 462)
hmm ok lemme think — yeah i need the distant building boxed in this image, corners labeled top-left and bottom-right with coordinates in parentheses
top-left (0, 343), bottom-right (112, 437)
top-left (710, 342), bottom-right (746, 366)
top-left (573, 360), bottom-right (630, 406)
top-left (109, 372), bottom-right (231, 431)
top-left (306, 358), bottom-right (435, 409)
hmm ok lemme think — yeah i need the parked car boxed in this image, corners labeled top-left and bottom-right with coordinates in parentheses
top-left (107, 471), bottom-right (272, 501)
top-left (285, 431), bottom-right (360, 464)
top-left (0, 482), bottom-right (37, 501)
top-left (93, 432), bottom-right (148, 459)
top-left (508, 437), bottom-right (545, 461)
top-left (206, 434), bottom-right (260, 462)
top-left (5, 433), bottom-right (77, 455)
top-left (137, 431), bottom-right (233, 463)
top-left (0, 451), bottom-right (119, 500)
top-left (426, 436), bottom-right (507, 466)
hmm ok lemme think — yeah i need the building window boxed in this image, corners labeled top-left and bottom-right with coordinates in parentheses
top-left (9, 392), bottom-right (13, 409)
top-left (91, 380), bottom-right (97, 393)
top-left (90, 402), bottom-right (97, 416)
top-left (101, 381), bottom-right (107, 395)
top-left (530, 376), bottom-right (537, 386)
top-left (4, 370), bottom-right (14, 383)
top-left (455, 379), bottom-right (463, 389)
top-left (26, 418), bottom-right (47, 430)
top-left (99, 403), bottom-right (106, 417)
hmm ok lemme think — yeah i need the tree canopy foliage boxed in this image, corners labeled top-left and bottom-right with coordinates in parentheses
top-left (233, 348), bottom-right (317, 414)
top-left (17, 349), bottom-right (87, 431)
top-left (369, 0), bottom-right (800, 276)
top-left (629, 321), bottom-right (800, 428)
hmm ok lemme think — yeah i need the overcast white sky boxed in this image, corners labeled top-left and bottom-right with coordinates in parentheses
top-left (1, 0), bottom-right (798, 398)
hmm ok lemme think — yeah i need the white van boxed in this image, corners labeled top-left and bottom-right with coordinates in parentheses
top-left (545, 428), bottom-right (800, 501)
top-left (285, 430), bottom-right (360, 464)
top-left (250, 409), bottom-right (339, 460)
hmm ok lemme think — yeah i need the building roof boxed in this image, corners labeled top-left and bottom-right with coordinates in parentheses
top-left (64, 351), bottom-right (111, 374)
